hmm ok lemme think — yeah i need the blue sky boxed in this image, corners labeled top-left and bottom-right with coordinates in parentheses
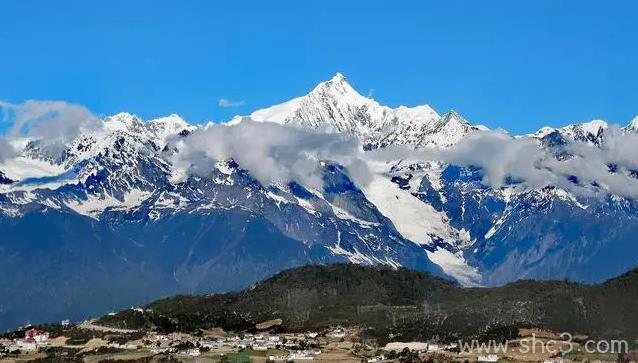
top-left (1, 0), bottom-right (636, 134)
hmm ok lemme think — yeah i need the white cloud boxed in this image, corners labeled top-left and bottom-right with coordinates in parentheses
top-left (170, 120), bottom-right (638, 198)
top-left (2, 99), bottom-right (638, 199)
top-left (171, 120), bottom-right (370, 189)
top-left (0, 100), bottom-right (100, 143)
top-left (218, 98), bottom-right (246, 108)
top-left (0, 100), bottom-right (101, 162)
top-left (369, 128), bottom-right (638, 198)
top-left (0, 136), bottom-right (16, 162)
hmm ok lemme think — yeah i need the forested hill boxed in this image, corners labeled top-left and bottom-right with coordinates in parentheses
top-left (98, 264), bottom-right (638, 342)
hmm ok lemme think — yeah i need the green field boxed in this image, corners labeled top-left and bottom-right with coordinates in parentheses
top-left (224, 349), bottom-right (253, 363)
top-left (223, 348), bottom-right (287, 362)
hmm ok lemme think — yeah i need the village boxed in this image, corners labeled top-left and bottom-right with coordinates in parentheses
top-left (0, 318), bottom-right (634, 363)
top-left (0, 323), bottom-right (465, 363)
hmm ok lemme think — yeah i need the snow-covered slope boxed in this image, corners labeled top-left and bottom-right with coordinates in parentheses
top-left (362, 172), bottom-right (481, 286)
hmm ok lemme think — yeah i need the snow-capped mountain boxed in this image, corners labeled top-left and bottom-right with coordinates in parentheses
top-left (530, 119), bottom-right (608, 146)
top-left (247, 73), bottom-right (478, 149)
top-left (1, 73), bottom-right (638, 330)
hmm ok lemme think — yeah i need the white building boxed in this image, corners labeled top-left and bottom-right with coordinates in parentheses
top-left (327, 328), bottom-right (346, 339)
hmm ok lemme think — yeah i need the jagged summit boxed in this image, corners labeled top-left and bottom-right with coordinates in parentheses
top-left (248, 73), bottom-right (478, 148)
top-left (331, 71), bottom-right (346, 81)
top-left (250, 72), bottom-right (384, 134)
top-left (145, 114), bottom-right (192, 147)
top-left (434, 110), bottom-right (471, 132)
top-left (103, 112), bottom-right (190, 140)
top-left (625, 115), bottom-right (638, 131)
top-left (575, 119), bottom-right (608, 134)
top-left (531, 119), bottom-right (609, 146)
top-left (312, 72), bottom-right (358, 96)
top-left (104, 112), bottom-right (144, 132)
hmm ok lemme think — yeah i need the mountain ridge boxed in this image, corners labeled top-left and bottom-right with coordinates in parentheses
top-left (246, 73), bottom-right (476, 149)
top-left (1, 73), bottom-right (638, 330)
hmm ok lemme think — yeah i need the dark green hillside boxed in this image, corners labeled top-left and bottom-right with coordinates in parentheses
top-left (392, 273), bottom-right (638, 342)
top-left (98, 264), bottom-right (638, 342)
top-left (99, 264), bottom-right (456, 333)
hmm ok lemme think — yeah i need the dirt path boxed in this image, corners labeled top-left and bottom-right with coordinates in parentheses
top-left (77, 320), bottom-right (138, 334)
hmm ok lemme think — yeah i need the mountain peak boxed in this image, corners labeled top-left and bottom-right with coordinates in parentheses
top-left (332, 72), bottom-right (346, 82)
top-left (248, 73), bottom-right (472, 148)
top-left (249, 73), bottom-right (365, 125)
top-left (109, 112), bottom-right (140, 122)
top-left (626, 116), bottom-right (638, 131)
top-left (580, 119), bottom-right (608, 131)
top-left (438, 110), bottom-right (470, 127)
top-left (148, 114), bottom-right (188, 128)
top-left (310, 72), bottom-right (363, 100)
top-left (568, 119), bottom-right (608, 139)
top-left (534, 119), bottom-right (608, 146)
top-left (530, 126), bottom-right (557, 139)
top-left (392, 105), bottom-right (440, 127)
top-left (145, 114), bottom-right (192, 147)
top-left (104, 112), bottom-right (144, 133)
